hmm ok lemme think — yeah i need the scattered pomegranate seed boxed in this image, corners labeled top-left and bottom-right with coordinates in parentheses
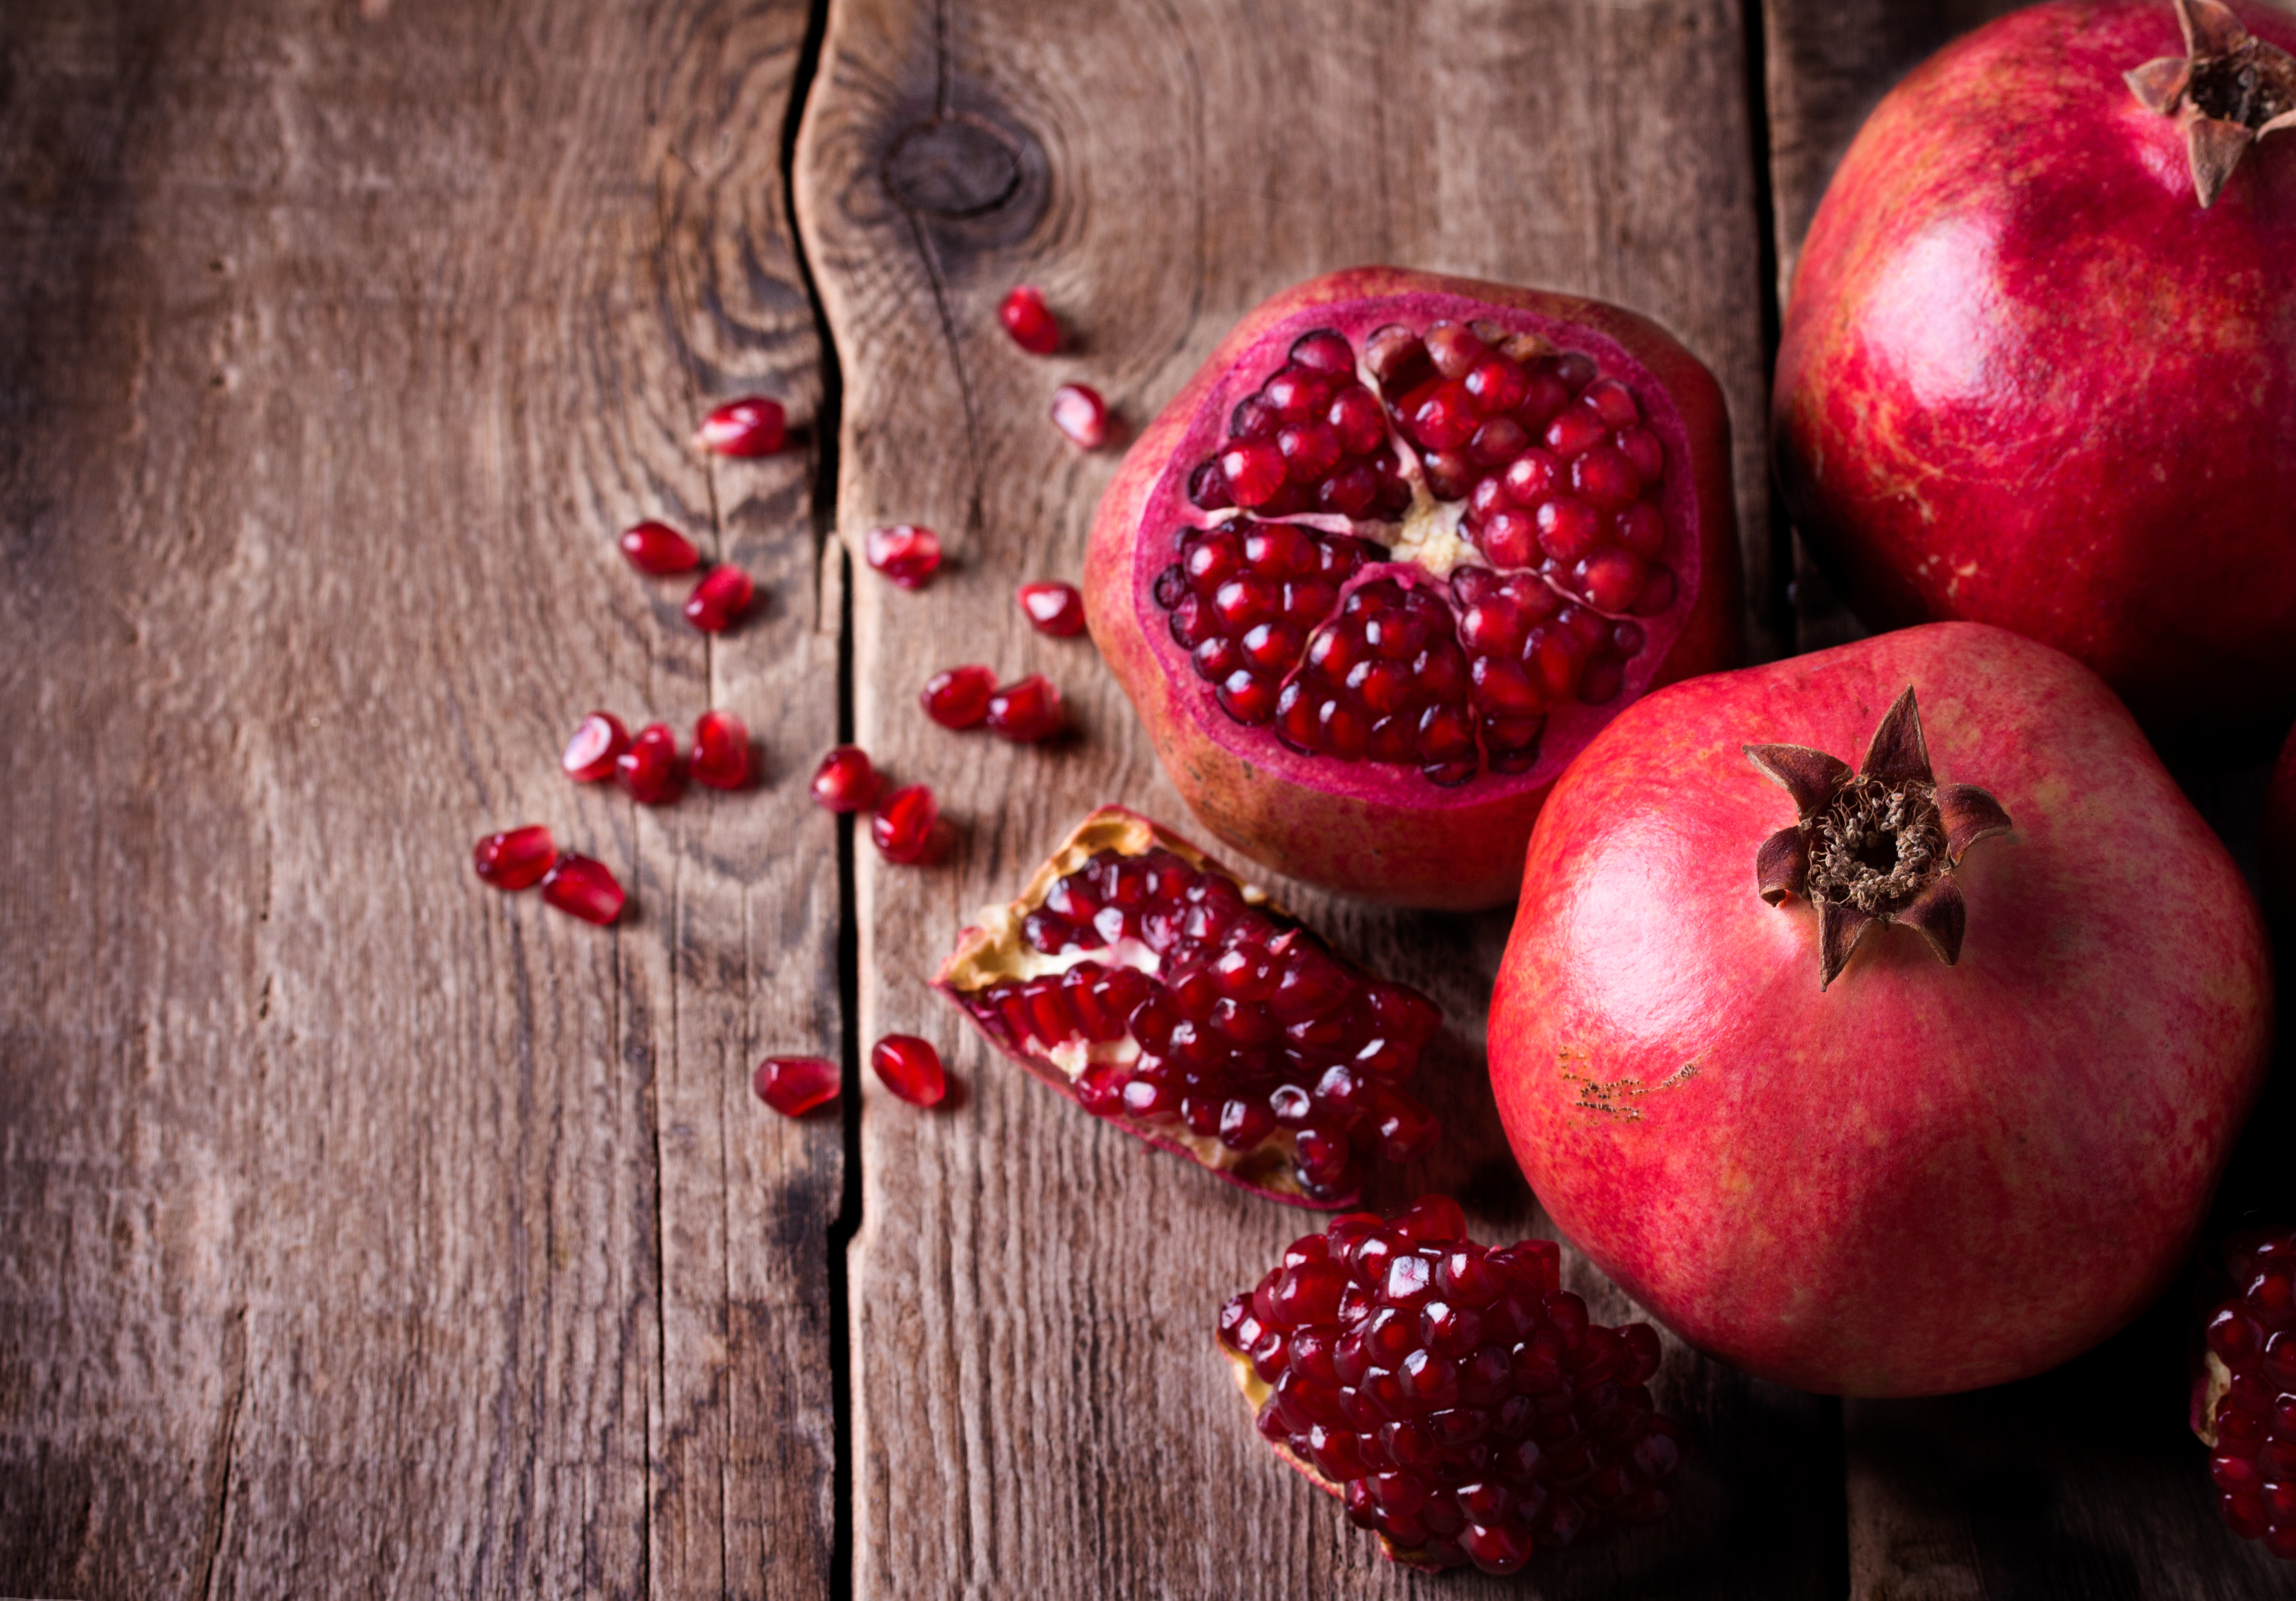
top-left (694, 396), bottom-right (787, 457)
top-left (998, 284), bottom-right (1061, 354)
top-left (986, 675), bottom-right (1062, 742)
top-left (618, 722), bottom-right (684, 805)
top-left (863, 524), bottom-right (942, 589)
top-left (755, 1055), bottom-right (841, 1117)
top-left (871, 1035), bottom-right (948, 1106)
top-left (1018, 580), bottom-right (1087, 637)
top-left (541, 854), bottom-right (625, 925)
top-left (1050, 383), bottom-right (1108, 449)
top-left (684, 565), bottom-right (755, 633)
top-left (2200, 1225), bottom-right (2296, 1559)
top-left (871, 784), bottom-right (939, 864)
top-left (922, 664), bottom-right (997, 729)
top-left (810, 745), bottom-right (879, 812)
top-left (690, 709), bottom-right (752, 790)
top-left (473, 826), bottom-right (557, 890)
top-left (562, 712), bottom-right (632, 782)
top-left (618, 521), bottom-right (701, 575)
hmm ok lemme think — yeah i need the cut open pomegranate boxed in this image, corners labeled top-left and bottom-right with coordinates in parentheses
top-left (1087, 268), bottom-right (1740, 907)
top-left (934, 807), bottom-right (1442, 1207)
top-left (2195, 1225), bottom-right (2296, 1559)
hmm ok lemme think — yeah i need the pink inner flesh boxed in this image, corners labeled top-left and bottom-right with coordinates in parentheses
top-left (1156, 320), bottom-right (1681, 788)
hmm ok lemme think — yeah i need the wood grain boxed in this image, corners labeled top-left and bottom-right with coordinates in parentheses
top-left (0, 2), bottom-right (836, 1596)
top-left (797, 0), bottom-right (1836, 1593)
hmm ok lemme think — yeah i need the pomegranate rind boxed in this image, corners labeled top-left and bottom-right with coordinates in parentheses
top-left (1087, 266), bottom-right (1742, 910)
top-left (1490, 622), bottom-right (2274, 1396)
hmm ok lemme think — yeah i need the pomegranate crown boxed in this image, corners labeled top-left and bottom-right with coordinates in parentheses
top-left (2126, 0), bottom-right (2296, 207)
top-left (1743, 687), bottom-right (2012, 990)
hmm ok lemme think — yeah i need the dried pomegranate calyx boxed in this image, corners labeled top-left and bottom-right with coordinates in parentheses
top-left (1744, 687), bottom-right (2012, 989)
top-left (2125, 0), bottom-right (2296, 206)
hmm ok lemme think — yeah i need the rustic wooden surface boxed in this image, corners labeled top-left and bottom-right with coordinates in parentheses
top-left (2, 0), bottom-right (2288, 1596)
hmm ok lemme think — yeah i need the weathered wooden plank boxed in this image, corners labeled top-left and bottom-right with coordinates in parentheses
top-left (0, 3), bottom-right (837, 1596)
top-left (797, 0), bottom-right (1835, 1593)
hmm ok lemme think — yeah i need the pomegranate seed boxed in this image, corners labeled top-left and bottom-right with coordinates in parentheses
top-left (690, 709), bottom-right (752, 790)
top-left (998, 284), bottom-right (1061, 354)
top-left (810, 745), bottom-right (878, 812)
top-left (864, 523), bottom-right (942, 589)
top-left (562, 712), bottom-right (631, 782)
top-left (985, 675), bottom-right (1062, 742)
top-left (684, 565), bottom-right (754, 632)
top-left (871, 1034), bottom-right (948, 1106)
top-left (2202, 1226), bottom-right (2296, 1558)
top-left (617, 722), bottom-right (684, 805)
top-left (922, 664), bottom-right (997, 729)
top-left (540, 854), bottom-right (625, 925)
top-left (1050, 383), bottom-right (1109, 448)
top-left (694, 396), bottom-right (787, 457)
top-left (618, 521), bottom-right (701, 574)
top-left (1018, 579), bottom-right (1087, 637)
top-left (473, 825), bottom-right (557, 890)
top-left (871, 783), bottom-right (938, 863)
top-left (754, 1055), bottom-right (840, 1117)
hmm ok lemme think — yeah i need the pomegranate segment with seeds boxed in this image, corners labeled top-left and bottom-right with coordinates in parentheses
top-left (684, 565), bottom-right (754, 633)
top-left (999, 283), bottom-right (1062, 354)
top-left (473, 825), bottom-right (557, 890)
top-left (1019, 580), bottom-right (1087, 637)
top-left (617, 722), bottom-right (684, 805)
top-left (541, 855), bottom-right (625, 925)
top-left (1087, 268), bottom-right (1740, 907)
top-left (864, 523), bottom-right (943, 589)
top-left (2196, 1226), bottom-right (2296, 1561)
top-left (934, 807), bottom-right (1442, 1207)
top-left (562, 712), bottom-right (631, 782)
top-left (618, 521), bottom-right (701, 575)
top-left (811, 745), bottom-right (879, 812)
top-left (690, 709), bottom-right (752, 790)
top-left (755, 1055), bottom-right (841, 1117)
top-left (1220, 1197), bottom-right (1683, 1573)
top-left (871, 1035), bottom-right (948, 1106)
top-left (985, 675), bottom-right (1062, 742)
top-left (1051, 383), bottom-right (1109, 449)
top-left (872, 783), bottom-right (939, 864)
top-left (694, 395), bottom-right (787, 457)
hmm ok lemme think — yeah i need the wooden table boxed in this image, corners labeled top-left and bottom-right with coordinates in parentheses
top-left (4, 1), bottom-right (2288, 1595)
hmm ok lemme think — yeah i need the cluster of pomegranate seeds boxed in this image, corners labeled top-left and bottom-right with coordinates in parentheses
top-left (923, 666), bottom-right (1064, 741)
top-left (810, 745), bottom-right (879, 812)
top-left (684, 565), bottom-right (755, 633)
top-left (872, 784), bottom-right (939, 863)
top-left (871, 1035), bottom-right (948, 1106)
top-left (1018, 580), bottom-right (1086, 637)
top-left (755, 1055), bottom-right (841, 1117)
top-left (865, 523), bottom-right (942, 589)
top-left (1220, 1196), bottom-right (1682, 1574)
top-left (563, 712), bottom-right (631, 781)
top-left (1157, 320), bottom-right (1682, 786)
top-left (998, 284), bottom-right (1062, 354)
top-left (694, 395), bottom-right (787, 458)
top-left (956, 845), bottom-right (1439, 1202)
top-left (473, 826), bottom-right (558, 890)
top-left (1051, 383), bottom-right (1108, 449)
top-left (541, 855), bottom-right (626, 925)
top-left (619, 521), bottom-right (701, 575)
top-left (2202, 1227), bottom-right (2296, 1559)
top-left (618, 722), bottom-right (684, 804)
top-left (690, 709), bottom-right (752, 790)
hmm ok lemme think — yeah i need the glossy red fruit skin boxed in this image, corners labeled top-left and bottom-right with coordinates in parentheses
top-left (473, 825), bottom-right (557, 890)
top-left (618, 722), bottom-right (684, 805)
top-left (999, 284), bottom-right (1062, 354)
top-left (690, 709), bottom-right (751, 790)
top-left (562, 712), bottom-right (631, 782)
top-left (684, 565), bottom-right (754, 633)
top-left (871, 1035), bottom-right (948, 1106)
top-left (1774, 0), bottom-right (2296, 740)
top-left (1086, 267), bottom-right (1741, 910)
top-left (619, 521), bottom-right (701, 574)
top-left (1490, 623), bottom-right (2273, 1396)
top-left (1018, 580), bottom-right (1087, 637)
top-left (541, 855), bottom-right (626, 925)
top-left (755, 1055), bottom-right (840, 1117)
top-left (695, 396), bottom-right (787, 457)
top-left (2266, 721), bottom-right (2296, 921)
top-left (872, 784), bottom-right (939, 863)
top-left (811, 745), bottom-right (879, 812)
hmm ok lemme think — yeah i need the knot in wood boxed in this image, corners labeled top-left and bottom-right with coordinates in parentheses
top-left (883, 118), bottom-right (1022, 219)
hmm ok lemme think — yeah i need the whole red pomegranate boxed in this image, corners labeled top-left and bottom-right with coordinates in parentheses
top-left (1774, 0), bottom-right (2296, 739)
top-left (1489, 623), bottom-right (2273, 1396)
top-left (1087, 268), bottom-right (1741, 909)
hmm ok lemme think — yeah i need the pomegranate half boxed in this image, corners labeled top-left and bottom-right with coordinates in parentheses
top-left (1774, 0), bottom-right (2296, 739)
top-left (1088, 268), bottom-right (1741, 909)
top-left (1489, 623), bottom-right (2273, 1396)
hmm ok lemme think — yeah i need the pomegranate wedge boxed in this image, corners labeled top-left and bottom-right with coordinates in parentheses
top-left (934, 807), bottom-right (1443, 1206)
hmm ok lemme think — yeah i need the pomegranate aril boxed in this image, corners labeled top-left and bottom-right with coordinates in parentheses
top-left (684, 565), bottom-right (755, 632)
top-left (755, 1055), bottom-right (840, 1117)
top-left (1290, 328), bottom-right (1356, 373)
top-left (1537, 498), bottom-right (1602, 563)
top-left (871, 784), bottom-right (939, 864)
top-left (1424, 321), bottom-right (1487, 378)
top-left (1583, 378), bottom-right (1639, 427)
top-left (690, 709), bottom-right (752, 790)
top-left (1187, 459), bottom-right (1234, 511)
top-left (985, 675), bottom-right (1063, 742)
top-left (922, 664), bottom-right (997, 729)
top-left (1051, 383), bottom-right (1108, 448)
top-left (474, 825), bottom-right (557, 890)
top-left (811, 745), bottom-right (879, 812)
top-left (1220, 440), bottom-right (1288, 507)
top-left (871, 1034), bottom-right (948, 1106)
top-left (541, 854), bottom-right (625, 925)
top-left (562, 712), bottom-right (632, 782)
top-left (1018, 580), bottom-right (1087, 637)
top-left (998, 284), bottom-right (1061, 354)
top-left (617, 723), bottom-right (684, 805)
top-left (1408, 381), bottom-right (1478, 451)
top-left (694, 396), bottom-right (787, 457)
top-left (864, 523), bottom-right (943, 589)
top-left (618, 521), bottom-right (701, 574)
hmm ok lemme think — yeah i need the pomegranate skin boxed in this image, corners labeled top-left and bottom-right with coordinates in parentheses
top-left (1087, 267), bottom-right (1741, 910)
top-left (1490, 623), bottom-right (2272, 1397)
top-left (1774, 0), bottom-right (2296, 739)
